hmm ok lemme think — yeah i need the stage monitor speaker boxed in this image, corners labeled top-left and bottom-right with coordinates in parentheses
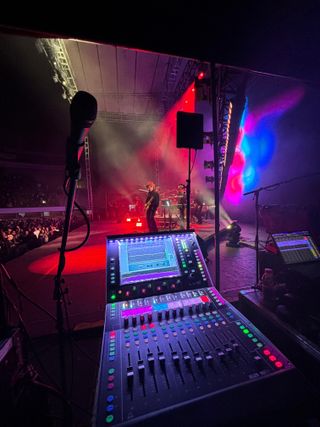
top-left (176, 111), bottom-right (204, 150)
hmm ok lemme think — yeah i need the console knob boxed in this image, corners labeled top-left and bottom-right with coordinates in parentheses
top-left (140, 315), bottom-right (145, 324)
top-left (196, 304), bottom-right (201, 313)
top-left (172, 309), bottom-right (177, 318)
top-left (179, 307), bottom-right (184, 317)
top-left (157, 311), bottom-right (162, 321)
top-left (165, 310), bottom-right (170, 320)
top-left (188, 305), bottom-right (193, 315)
top-left (147, 313), bottom-right (153, 323)
top-left (132, 316), bottom-right (137, 327)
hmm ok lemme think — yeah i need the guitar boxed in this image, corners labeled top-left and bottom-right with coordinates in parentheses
top-left (145, 196), bottom-right (154, 211)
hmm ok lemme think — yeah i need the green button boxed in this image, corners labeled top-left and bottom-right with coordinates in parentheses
top-left (247, 333), bottom-right (253, 338)
top-left (252, 338), bottom-right (258, 343)
top-left (108, 368), bottom-right (115, 374)
top-left (239, 325), bottom-right (245, 329)
top-left (109, 351), bottom-right (115, 356)
top-left (111, 295), bottom-right (116, 301)
top-left (243, 328), bottom-right (249, 334)
top-left (111, 303), bottom-right (116, 308)
top-left (106, 414), bottom-right (114, 423)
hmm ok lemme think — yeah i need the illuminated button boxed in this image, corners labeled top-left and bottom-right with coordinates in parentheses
top-left (239, 325), bottom-right (245, 329)
top-left (243, 329), bottom-right (249, 334)
top-left (257, 343), bottom-right (263, 348)
top-left (106, 405), bottom-right (114, 413)
top-left (247, 333), bottom-right (253, 338)
top-left (275, 361), bottom-right (283, 369)
top-left (107, 395), bottom-right (114, 403)
top-left (107, 383), bottom-right (114, 390)
top-left (269, 355), bottom-right (277, 362)
top-left (263, 349), bottom-right (271, 356)
top-left (111, 294), bottom-right (116, 301)
top-left (108, 375), bottom-right (114, 382)
top-left (106, 414), bottom-right (114, 423)
top-left (108, 368), bottom-right (115, 375)
top-left (252, 338), bottom-right (258, 343)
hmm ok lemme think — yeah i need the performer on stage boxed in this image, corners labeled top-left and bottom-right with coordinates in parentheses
top-left (145, 181), bottom-right (160, 232)
top-left (193, 189), bottom-right (204, 224)
top-left (176, 184), bottom-right (186, 229)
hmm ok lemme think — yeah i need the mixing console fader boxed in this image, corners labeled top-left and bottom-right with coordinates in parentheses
top-left (93, 231), bottom-right (303, 427)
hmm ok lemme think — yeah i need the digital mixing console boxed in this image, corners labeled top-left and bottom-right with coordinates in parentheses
top-left (93, 230), bottom-right (302, 427)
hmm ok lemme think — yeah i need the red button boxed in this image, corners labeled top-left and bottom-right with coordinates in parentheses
top-left (108, 375), bottom-right (114, 382)
top-left (149, 323), bottom-right (155, 328)
top-left (107, 383), bottom-right (114, 390)
top-left (110, 331), bottom-right (116, 338)
top-left (275, 361), bottom-right (283, 369)
top-left (200, 296), bottom-right (210, 303)
top-left (140, 325), bottom-right (147, 330)
top-left (263, 349), bottom-right (271, 356)
top-left (269, 355), bottom-right (277, 362)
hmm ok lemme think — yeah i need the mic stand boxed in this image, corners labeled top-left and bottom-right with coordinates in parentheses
top-left (54, 152), bottom-right (81, 424)
top-left (243, 171), bottom-right (320, 287)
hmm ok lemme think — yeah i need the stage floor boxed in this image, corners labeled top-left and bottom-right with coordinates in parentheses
top-left (3, 219), bottom-right (265, 338)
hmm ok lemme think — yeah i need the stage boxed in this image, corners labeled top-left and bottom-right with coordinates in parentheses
top-left (3, 219), bottom-right (263, 338)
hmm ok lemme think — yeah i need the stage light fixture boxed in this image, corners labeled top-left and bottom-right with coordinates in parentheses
top-left (205, 176), bottom-right (214, 184)
top-left (226, 221), bottom-right (241, 247)
top-left (203, 132), bottom-right (213, 145)
top-left (204, 160), bottom-right (214, 169)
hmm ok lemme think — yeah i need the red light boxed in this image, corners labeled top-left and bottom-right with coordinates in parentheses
top-left (269, 355), bottom-right (277, 362)
top-left (275, 361), bottom-right (283, 369)
top-left (140, 325), bottom-right (147, 330)
top-left (263, 349), bottom-right (271, 356)
top-left (141, 288), bottom-right (146, 294)
top-left (125, 291), bottom-right (130, 297)
top-left (149, 323), bottom-right (155, 328)
top-left (198, 71), bottom-right (205, 80)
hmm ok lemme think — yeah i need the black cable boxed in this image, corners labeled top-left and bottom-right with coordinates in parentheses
top-left (62, 177), bottom-right (91, 252)
top-left (2, 286), bottom-right (62, 391)
top-left (3, 286), bottom-right (92, 423)
top-left (0, 263), bottom-right (57, 322)
top-left (1, 260), bottom-right (99, 367)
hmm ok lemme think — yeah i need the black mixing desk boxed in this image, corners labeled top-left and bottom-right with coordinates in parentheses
top-left (93, 230), bottom-right (309, 427)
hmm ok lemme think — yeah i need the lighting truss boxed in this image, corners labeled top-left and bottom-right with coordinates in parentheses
top-left (37, 38), bottom-right (78, 103)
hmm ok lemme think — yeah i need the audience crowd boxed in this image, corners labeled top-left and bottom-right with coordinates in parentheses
top-left (0, 216), bottom-right (84, 263)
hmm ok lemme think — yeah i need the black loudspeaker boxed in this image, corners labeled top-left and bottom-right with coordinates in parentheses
top-left (176, 111), bottom-right (204, 149)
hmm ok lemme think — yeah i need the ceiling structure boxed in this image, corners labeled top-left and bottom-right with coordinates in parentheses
top-left (38, 38), bottom-right (205, 123)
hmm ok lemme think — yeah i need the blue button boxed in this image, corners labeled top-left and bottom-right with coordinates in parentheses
top-left (109, 356), bottom-right (115, 361)
top-left (107, 395), bottom-right (114, 403)
top-left (107, 404), bottom-right (114, 412)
